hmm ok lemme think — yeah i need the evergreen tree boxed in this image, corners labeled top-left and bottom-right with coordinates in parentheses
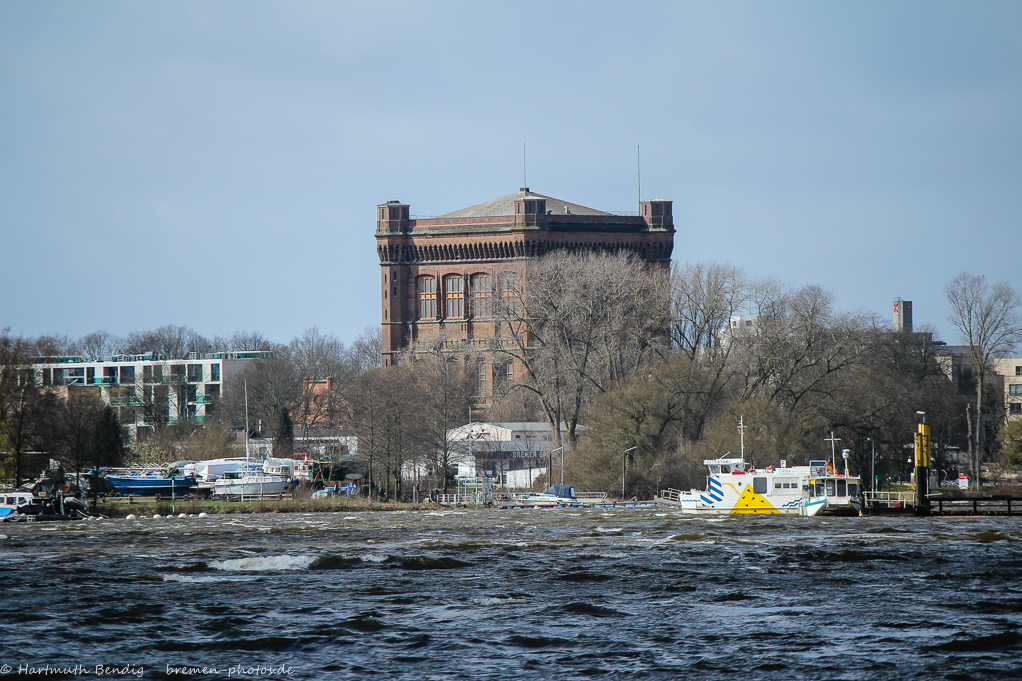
top-left (274, 406), bottom-right (294, 458)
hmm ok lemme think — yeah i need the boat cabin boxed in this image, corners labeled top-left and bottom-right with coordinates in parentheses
top-left (808, 478), bottom-right (860, 500)
top-left (1, 492), bottom-right (34, 510)
top-left (703, 458), bottom-right (747, 475)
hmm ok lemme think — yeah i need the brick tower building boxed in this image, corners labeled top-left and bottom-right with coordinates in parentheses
top-left (376, 188), bottom-right (675, 390)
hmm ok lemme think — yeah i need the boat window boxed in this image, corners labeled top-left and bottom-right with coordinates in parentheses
top-left (837, 480), bottom-right (846, 497)
top-left (753, 477), bottom-right (767, 494)
top-left (814, 482), bottom-right (825, 496)
top-left (709, 466), bottom-right (720, 474)
top-left (847, 483), bottom-right (858, 497)
top-left (826, 480), bottom-right (836, 496)
top-left (773, 478), bottom-right (800, 493)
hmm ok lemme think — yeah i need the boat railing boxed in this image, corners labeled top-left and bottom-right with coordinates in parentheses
top-left (864, 491), bottom-right (915, 508)
top-left (436, 493), bottom-right (489, 506)
top-left (576, 491), bottom-right (608, 501)
top-left (659, 488), bottom-right (683, 503)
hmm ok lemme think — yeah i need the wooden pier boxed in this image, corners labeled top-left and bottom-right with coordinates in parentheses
top-left (863, 491), bottom-right (1021, 516)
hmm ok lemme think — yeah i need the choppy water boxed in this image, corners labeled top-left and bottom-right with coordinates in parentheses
top-left (1, 510), bottom-right (1020, 680)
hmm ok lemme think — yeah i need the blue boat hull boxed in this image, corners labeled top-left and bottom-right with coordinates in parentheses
top-left (104, 475), bottom-right (197, 497)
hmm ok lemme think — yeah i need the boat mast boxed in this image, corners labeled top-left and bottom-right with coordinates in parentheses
top-left (825, 432), bottom-right (841, 473)
top-left (738, 416), bottom-right (746, 463)
top-left (244, 379), bottom-right (250, 466)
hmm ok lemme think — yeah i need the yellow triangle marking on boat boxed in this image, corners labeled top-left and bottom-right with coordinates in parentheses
top-left (730, 484), bottom-right (780, 514)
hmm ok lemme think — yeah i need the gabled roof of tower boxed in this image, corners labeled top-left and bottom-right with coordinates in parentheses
top-left (438, 189), bottom-right (611, 219)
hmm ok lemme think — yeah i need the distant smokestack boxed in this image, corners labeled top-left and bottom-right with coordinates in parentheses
top-left (893, 298), bottom-right (913, 333)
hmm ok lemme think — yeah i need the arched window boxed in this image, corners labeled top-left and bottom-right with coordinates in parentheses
top-left (470, 274), bottom-right (491, 318)
top-left (497, 272), bottom-right (520, 315)
top-left (444, 275), bottom-right (464, 319)
top-left (418, 276), bottom-right (436, 319)
top-left (495, 360), bottom-right (513, 391)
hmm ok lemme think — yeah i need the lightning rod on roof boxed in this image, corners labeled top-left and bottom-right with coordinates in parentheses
top-left (523, 133), bottom-right (527, 191)
top-left (637, 135), bottom-right (641, 204)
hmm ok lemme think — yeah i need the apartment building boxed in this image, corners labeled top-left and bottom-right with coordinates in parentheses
top-left (993, 357), bottom-right (1022, 421)
top-left (32, 351), bottom-right (275, 439)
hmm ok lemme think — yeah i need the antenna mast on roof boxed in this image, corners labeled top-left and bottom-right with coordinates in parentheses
top-left (523, 134), bottom-right (527, 190)
top-left (637, 135), bottom-right (641, 203)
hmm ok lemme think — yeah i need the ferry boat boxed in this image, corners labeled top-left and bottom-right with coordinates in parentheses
top-left (660, 457), bottom-right (862, 516)
top-left (659, 421), bottom-right (863, 516)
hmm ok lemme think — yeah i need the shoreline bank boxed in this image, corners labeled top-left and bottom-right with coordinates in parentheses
top-left (88, 497), bottom-right (444, 517)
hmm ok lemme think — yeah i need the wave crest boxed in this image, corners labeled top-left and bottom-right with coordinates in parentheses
top-left (210, 555), bottom-right (315, 571)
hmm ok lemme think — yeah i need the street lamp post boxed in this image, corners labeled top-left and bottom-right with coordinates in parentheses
top-left (622, 446), bottom-right (638, 499)
top-left (549, 447), bottom-right (563, 486)
top-left (867, 437), bottom-right (876, 493)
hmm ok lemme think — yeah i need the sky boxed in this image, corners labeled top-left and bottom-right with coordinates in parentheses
top-left (1, 1), bottom-right (1020, 349)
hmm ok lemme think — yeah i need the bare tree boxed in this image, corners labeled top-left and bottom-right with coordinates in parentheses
top-left (53, 390), bottom-right (106, 487)
top-left (668, 261), bottom-right (750, 441)
top-left (494, 252), bottom-right (669, 451)
top-left (409, 348), bottom-right (475, 493)
top-left (350, 325), bottom-right (383, 375)
top-left (218, 357), bottom-right (302, 439)
top-left (731, 283), bottom-right (871, 418)
top-left (209, 331), bottom-right (281, 353)
top-left (347, 364), bottom-right (420, 499)
top-left (287, 327), bottom-right (354, 438)
top-left (945, 272), bottom-right (1022, 485)
top-left (31, 333), bottom-right (76, 357)
top-left (122, 325), bottom-right (212, 359)
top-left (671, 261), bottom-right (749, 360)
top-left (288, 326), bottom-right (351, 382)
top-left (347, 367), bottom-right (389, 498)
top-left (76, 331), bottom-right (118, 361)
top-left (1, 329), bottom-right (49, 485)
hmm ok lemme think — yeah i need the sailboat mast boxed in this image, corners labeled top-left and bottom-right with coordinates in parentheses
top-left (244, 378), bottom-right (250, 465)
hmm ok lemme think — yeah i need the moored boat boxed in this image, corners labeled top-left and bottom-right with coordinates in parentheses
top-left (211, 468), bottom-right (294, 499)
top-left (660, 457), bottom-right (862, 516)
top-left (0, 491), bottom-right (36, 519)
top-left (103, 468), bottom-right (197, 499)
top-left (502, 485), bottom-right (582, 508)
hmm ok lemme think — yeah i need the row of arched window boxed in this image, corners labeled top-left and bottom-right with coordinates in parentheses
top-left (417, 272), bottom-right (519, 320)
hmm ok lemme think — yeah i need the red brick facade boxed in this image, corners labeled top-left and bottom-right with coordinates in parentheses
top-left (376, 189), bottom-right (675, 393)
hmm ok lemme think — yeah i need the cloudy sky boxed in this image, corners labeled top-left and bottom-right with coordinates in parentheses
top-left (1, 1), bottom-right (1019, 348)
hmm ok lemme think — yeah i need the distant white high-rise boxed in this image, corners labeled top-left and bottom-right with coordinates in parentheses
top-left (893, 298), bottom-right (913, 333)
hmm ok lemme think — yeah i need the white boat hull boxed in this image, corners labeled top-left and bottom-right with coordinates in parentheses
top-left (213, 476), bottom-right (293, 498)
top-left (662, 457), bottom-right (862, 517)
top-left (675, 494), bottom-right (827, 516)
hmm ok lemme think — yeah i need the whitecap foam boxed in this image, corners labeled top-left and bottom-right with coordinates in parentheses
top-left (210, 555), bottom-right (315, 571)
top-left (360, 554), bottom-right (387, 563)
top-left (162, 573), bottom-right (223, 583)
top-left (472, 596), bottom-right (516, 606)
top-left (596, 527), bottom-right (623, 533)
